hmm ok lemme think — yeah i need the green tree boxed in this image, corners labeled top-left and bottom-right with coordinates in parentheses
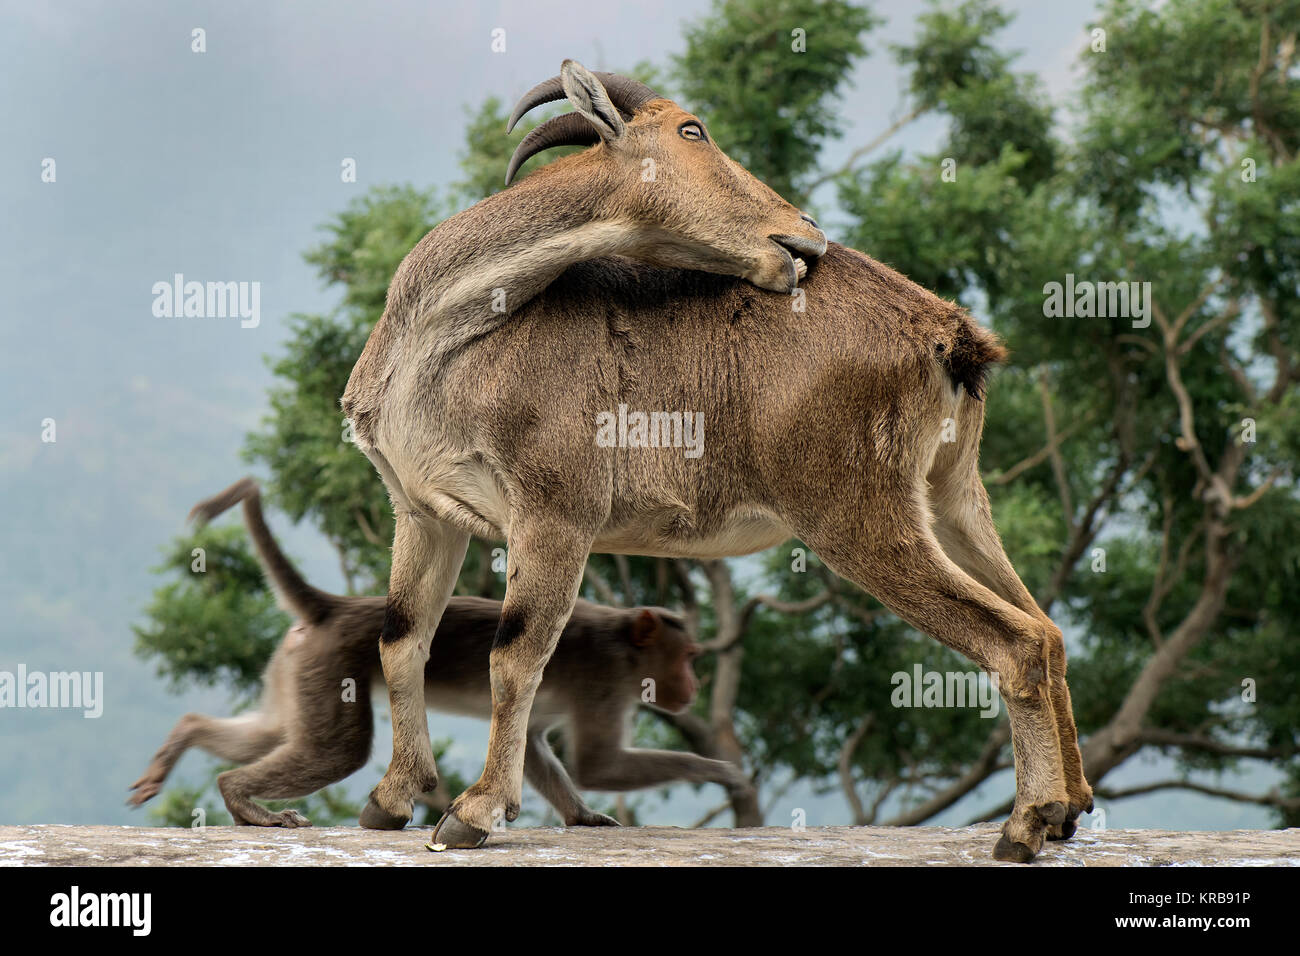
top-left (675, 0), bottom-right (880, 204)
top-left (138, 0), bottom-right (1300, 830)
top-left (135, 524), bottom-right (288, 695)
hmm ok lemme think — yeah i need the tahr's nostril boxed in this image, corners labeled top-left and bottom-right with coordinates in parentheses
top-left (800, 213), bottom-right (820, 229)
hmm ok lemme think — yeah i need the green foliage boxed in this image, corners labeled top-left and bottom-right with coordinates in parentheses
top-left (839, 144), bottom-right (1040, 302)
top-left (245, 185), bottom-right (450, 590)
top-left (243, 311), bottom-right (394, 589)
top-left (894, 0), bottom-right (1056, 186)
top-left (1077, 0), bottom-right (1300, 218)
top-left (305, 184), bottom-right (452, 318)
top-left (674, 0), bottom-right (880, 203)
top-left (894, 0), bottom-right (1014, 104)
top-left (134, 525), bottom-right (287, 694)
top-left (454, 97), bottom-right (576, 204)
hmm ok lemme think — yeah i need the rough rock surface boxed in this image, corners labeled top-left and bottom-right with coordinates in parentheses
top-left (1, 823), bottom-right (1296, 866)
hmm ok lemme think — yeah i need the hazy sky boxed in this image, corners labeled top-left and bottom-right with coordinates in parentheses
top-left (0, 0), bottom-right (1275, 831)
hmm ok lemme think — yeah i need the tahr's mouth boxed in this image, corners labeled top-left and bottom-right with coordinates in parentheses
top-left (770, 233), bottom-right (825, 288)
top-left (771, 231), bottom-right (828, 260)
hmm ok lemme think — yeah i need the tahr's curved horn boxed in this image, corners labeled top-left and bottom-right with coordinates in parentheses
top-left (506, 70), bottom-right (661, 132)
top-left (504, 112), bottom-right (602, 185)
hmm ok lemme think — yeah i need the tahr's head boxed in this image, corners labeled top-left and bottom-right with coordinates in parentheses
top-left (505, 59), bottom-right (826, 293)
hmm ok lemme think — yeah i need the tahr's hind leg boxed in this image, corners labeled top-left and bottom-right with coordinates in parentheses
top-left (795, 486), bottom-right (1069, 863)
top-left (930, 462), bottom-right (1092, 839)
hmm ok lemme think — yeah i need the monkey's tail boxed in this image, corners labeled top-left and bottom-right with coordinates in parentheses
top-left (188, 477), bottom-right (337, 625)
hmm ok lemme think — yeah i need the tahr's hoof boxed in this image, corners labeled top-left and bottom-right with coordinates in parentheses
top-left (1047, 818), bottom-right (1077, 842)
top-left (359, 791), bottom-right (410, 831)
top-left (433, 809), bottom-right (490, 849)
top-left (1037, 801), bottom-right (1068, 826)
top-left (993, 834), bottom-right (1037, 863)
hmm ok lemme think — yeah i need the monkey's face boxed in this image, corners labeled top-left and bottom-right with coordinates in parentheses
top-left (632, 609), bottom-right (701, 715)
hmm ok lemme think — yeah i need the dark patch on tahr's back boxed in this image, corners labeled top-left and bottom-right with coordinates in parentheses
top-left (941, 316), bottom-right (1008, 401)
top-left (492, 608), bottom-right (528, 651)
top-left (379, 601), bottom-right (413, 645)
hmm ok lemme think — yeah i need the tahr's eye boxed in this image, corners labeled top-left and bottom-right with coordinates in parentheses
top-left (679, 123), bottom-right (705, 142)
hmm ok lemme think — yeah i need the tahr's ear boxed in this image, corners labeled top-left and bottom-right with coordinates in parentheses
top-left (561, 59), bottom-right (627, 144)
top-left (630, 608), bottom-right (659, 648)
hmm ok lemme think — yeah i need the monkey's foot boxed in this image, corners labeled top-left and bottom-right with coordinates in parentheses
top-left (432, 809), bottom-right (489, 849)
top-left (568, 810), bottom-right (621, 827)
top-left (992, 799), bottom-right (1067, 863)
top-left (359, 788), bottom-right (411, 831)
top-left (276, 809), bottom-right (312, 828)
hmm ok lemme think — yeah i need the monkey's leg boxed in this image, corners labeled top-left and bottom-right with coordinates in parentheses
top-left (216, 740), bottom-right (366, 827)
top-left (572, 747), bottom-right (748, 793)
top-left (433, 521), bottom-right (591, 848)
top-left (523, 731), bottom-right (618, 827)
top-left (128, 712), bottom-right (282, 807)
top-left (362, 513), bottom-right (469, 830)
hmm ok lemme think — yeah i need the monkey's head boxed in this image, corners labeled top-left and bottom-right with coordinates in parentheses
top-left (629, 608), bottom-right (701, 714)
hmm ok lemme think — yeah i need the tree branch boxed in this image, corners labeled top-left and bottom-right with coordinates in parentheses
top-left (1177, 299), bottom-right (1239, 356)
top-left (883, 721), bottom-right (1011, 826)
top-left (838, 713), bottom-right (876, 825)
top-left (332, 537), bottom-right (356, 595)
top-left (689, 799), bottom-right (732, 829)
top-left (583, 562), bottom-right (621, 607)
top-left (1097, 779), bottom-right (1300, 812)
top-left (1154, 299), bottom-right (1221, 495)
top-left (985, 411), bottom-right (1093, 487)
top-left (1038, 372), bottom-right (1074, 531)
top-left (705, 588), bottom-right (835, 653)
top-left (1134, 729), bottom-right (1291, 761)
top-left (1081, 519), bottom-right (1238, 780)
top-left (353, 507), bottom-right (385, 547)
top-left (805, 106), bottom-right (925, 192)
top-left (1036, 444), bottom-right (1143, 613)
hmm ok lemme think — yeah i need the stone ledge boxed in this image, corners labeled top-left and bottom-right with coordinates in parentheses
top-left (1, 823), bottom-right (1296, 867)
